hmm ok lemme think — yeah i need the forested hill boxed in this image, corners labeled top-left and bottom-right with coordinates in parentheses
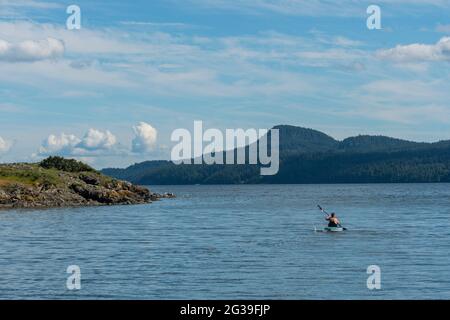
top-left (102, 125), bottom-right (450, 185)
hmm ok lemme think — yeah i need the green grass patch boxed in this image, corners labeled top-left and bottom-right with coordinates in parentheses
top-left (0, 164), bottom-right (63, 187)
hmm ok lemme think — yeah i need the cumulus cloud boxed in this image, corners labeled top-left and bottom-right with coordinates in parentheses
top-left (38, 129), bottom-right (118, 157)
top-left (37, 124), bottom-right (159, 158)
top-left (78, 129), bottom-right (117, 151)
top-left (377, 37), bottom-right (450, 62)
top-left (0, 37), bottom-right (64, 62)
top-left (132, 122), bottom-right (158, 153)
top-left (38, 133), bottom-right (80, 155)
top-left (0, 136), bottom-right (12, 153)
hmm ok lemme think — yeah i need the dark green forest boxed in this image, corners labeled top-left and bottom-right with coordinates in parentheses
top-left (102, 125), bottom-right (450, 185)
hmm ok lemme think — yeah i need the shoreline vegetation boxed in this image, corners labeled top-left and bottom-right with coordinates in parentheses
top-left (103, 125), bottom-right (450, 185)
top-left (0, 157), bottom-right (175, 210)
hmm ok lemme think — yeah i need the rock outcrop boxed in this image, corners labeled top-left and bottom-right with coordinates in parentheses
top-left (0, 158), bottom-right (173, 209)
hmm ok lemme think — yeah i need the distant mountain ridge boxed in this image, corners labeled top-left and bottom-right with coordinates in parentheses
top-left (273, 125), bottom-right (338, 153)
top-left (102, 125), bottom-right (450, 184)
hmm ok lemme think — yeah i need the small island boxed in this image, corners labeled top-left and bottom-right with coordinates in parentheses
top-left (0, 156), bottom-right (173, 209)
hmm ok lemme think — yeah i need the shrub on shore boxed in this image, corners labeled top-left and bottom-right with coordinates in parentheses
top-left (39, 156), bottom-right (96, 173)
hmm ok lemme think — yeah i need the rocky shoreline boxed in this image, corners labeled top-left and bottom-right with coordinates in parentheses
top-left (0, 158), bottom-right (175, 210)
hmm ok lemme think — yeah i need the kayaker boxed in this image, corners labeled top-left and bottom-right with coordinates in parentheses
top-left (325, 213), bottom-right (341, 227)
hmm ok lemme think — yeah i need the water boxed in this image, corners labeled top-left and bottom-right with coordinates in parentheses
top-left (1, 184), bottom-right (450, 299)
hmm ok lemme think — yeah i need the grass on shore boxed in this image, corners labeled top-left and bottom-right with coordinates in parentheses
top-left (0, 164), bottom-right (63, 187)
top-left (1, 157), bottom-right (117, 189)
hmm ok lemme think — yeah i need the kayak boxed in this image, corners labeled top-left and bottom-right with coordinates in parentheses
top-left (316, 205), bottom-right (347, 233)
top-left (323, 226), bottom-right (345, 232)
top-left (315, 226), bottom-right (347, 232)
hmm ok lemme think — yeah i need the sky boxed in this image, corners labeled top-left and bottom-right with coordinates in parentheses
top-left (0, 0), bottom-right (450, 168)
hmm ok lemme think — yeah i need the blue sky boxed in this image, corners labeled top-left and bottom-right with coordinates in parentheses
top-left (0, 0), bottom-right (450, 168)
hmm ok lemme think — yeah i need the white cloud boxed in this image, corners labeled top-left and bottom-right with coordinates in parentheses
top-left (132, 122), bottom-right (158, 153)
top-left (38, 133), bottom-right (81, 155)
top-left (0, 21), bottom-right (362, 98)
top-left (38, 129), bottom-right (118, 157)
top-left (0, 136), bottom-right (12, 153)
top-left (78, 129), bottom-right (117, 151)
top-left (377, 37), bottom-right (450, 62)
top-left (0, 37), bottom-right (64, 62)
top-left (37, 124), bottom-right (161, 158)
top-left (0, 21), bottom-right (161, 55)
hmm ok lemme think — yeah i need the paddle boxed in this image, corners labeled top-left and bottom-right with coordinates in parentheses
top-left (317, 205), bottom-right (347, 230)
top-left (317, 205), bottom-right (329, 216)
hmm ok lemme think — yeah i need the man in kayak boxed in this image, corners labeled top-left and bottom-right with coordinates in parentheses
top-left (325, 213), bottom-right (341, 227)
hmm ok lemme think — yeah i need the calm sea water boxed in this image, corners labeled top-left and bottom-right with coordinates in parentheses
top-left (1, 184), bottom-right (449, 300)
